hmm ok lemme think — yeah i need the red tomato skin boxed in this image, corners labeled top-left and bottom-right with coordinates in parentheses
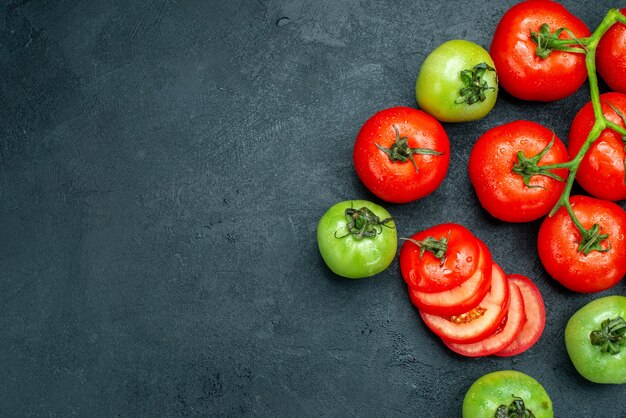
top-left (420, 263), bottom-right (510, 344)
top-left (444, 282), bottom-right (526, 357)
top-left (400, 223), bottom-right (481, 293)
top-left (597, 9), bottom-right (626, 94)
top-left (496, 275), bottom-right (546, 357)
top-left (469, 120), bottom-right (568, 222)
top-left (568, 92), bottom-right (626, 201)
top-left (353, 107), bottom-right (450, 204)
top-left (490, 0), bottom-right (590, 101)
top-left (408, 239), bottom-right (492, 316)
top-left (537, 196), bottom-right (626, 293)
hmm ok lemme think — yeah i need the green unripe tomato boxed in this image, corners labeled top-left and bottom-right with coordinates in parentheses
top-left (565, 295), bottom-right (626, 384)
top-left (462, 370), bottom-right (553, 418)
top-left (317, 200), bottom-right (396, 279)
top-left (416, 39), bottom-right (498, 122)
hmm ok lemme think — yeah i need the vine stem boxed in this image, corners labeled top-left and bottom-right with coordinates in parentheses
top-left (547, 9), bottom-right (626, 244)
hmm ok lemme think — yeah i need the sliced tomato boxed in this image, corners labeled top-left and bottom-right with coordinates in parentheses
top-left (400, 223), bottom-right (481, 293)
top-left (419, 263), bottom-right (510, 343)
top-left (444, 281), bottom-right (525, 357)
top-left (408, 239), bottom-right (492, 316)
top-left (496, 275), bottom-right (546, 357)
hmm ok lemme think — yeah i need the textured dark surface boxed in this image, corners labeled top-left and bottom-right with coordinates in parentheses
top-left (1, 0), bottom-right (625, 416)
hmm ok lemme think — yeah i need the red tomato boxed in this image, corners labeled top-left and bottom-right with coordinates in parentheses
top-left (537, 195), bottom-right (626, 293)
top-left (468, 120), bottom-right (568, 222)
top-left (353, 107), bottom-right (450, 203)
top-left (597, 9), bottom-right (626, 94)
top-left (420, 263), bottom-right (510, 344)
top-left (490, 0), bottom-right (590, 101)
top-left (400, 224), bottom-right (481, 292)
top-left (496, 275), bottom-right (546, 357)
top-left (408, 239), bottom-right (492, 316)
top-left (568, 92), bottom-right (626, 201)
top-left (444, 281), bottom-right (525, 357)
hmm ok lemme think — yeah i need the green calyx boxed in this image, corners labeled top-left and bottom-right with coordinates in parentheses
top-left (577, 223), bottom-right (611, 255)
top-left (401, 234), bottom-right (448, 265)
top-left (376, 125), bottom-right (443, 174)
top-left (335, 206), bottom-right (394, 240)
top-left (530, 23), bottom-right (586, 59)
top-left (511, 136), bottom-right (565, 188)
top-left (590, 316), bottom-right (626, 355)
top-left (455, 62), bottom-right (496, 105)
top-left (495, 396), bottom-right (536, 418)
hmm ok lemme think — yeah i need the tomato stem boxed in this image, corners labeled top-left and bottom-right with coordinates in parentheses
top-left (376, 125), bottom-right (443, 174)
top-left (400, 234), bottom-right (448, 265)
top-left (334, 206), bottom-right (394, 240)
top-left (495, 395), bottom-right (536, 418)
top-left (530, 23), bottom-right (588, 58)
top-left (511, 135), bottom-right (567, 187)
top-left (455, 62), bottom-right (496, 105)
top-left (545, 9), bottom-right (626, 254)
top-left (589, 316), bottom-right (626, 355)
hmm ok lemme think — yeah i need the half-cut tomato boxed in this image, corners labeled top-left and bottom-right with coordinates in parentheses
top-left (444, 281), bottom-right (525, 357)
top-left (419, 263), bottom-right (510, 343)
top-left (400, 223), bottom-right (481, 292)
top-left (408, 239), bottom-right (492, 316)
top-left (496, 275), bottom-right (546, 357)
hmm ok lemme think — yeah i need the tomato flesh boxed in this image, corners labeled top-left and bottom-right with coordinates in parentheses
top-left (497, 275), bottom-right (546, 357)
top-left (445, 281), bottom-right (525, 357)
top-left (420, 263), bottom-right (510, 344)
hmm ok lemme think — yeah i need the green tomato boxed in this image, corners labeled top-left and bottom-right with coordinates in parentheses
top-left (565, 295), bottom-right (626, 384)
top-left (416, 39), bottom-right (498, 122)
top-left (462, 370), bottom-right (553, 418)
top-left (317, 200), bottom-right (397, 279)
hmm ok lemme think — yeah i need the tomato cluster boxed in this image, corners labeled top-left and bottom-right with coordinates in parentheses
top-left (317, 0), bottom-right (626, 399)
top-left (400, 224), bottom-right (545, 357)
top-left (467, 2), bottom-right (626, 294)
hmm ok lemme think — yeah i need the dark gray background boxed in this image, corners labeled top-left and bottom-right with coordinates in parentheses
top-left (1, 0), bottom-right (624, 416)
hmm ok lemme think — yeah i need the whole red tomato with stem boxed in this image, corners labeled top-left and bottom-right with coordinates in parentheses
top-left (400, 223), bottom-right (481, 293)
top-left (537, 195), bottom-right (626, 293)
top-left (568, 92), bottom-right (626, 201)
top-left (353, 107), bottom-right (450, 204)
top-left (468, 120), bottom-right (569, 222)
top-left (490, 0), bottom-right (590, 101)
top-left (597, 8), bottom-right (626, 94)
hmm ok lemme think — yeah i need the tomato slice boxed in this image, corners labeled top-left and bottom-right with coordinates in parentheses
top-left (400, 223), bottom-right (481, 293)
top-left (408, 239), bottom-right (492, 316)
top-left (496, 275), bottom-right (546, 357)
top-left (444, 281), bottom-right (526, 357)
top-left (419, 263), bottom-right (510, 343)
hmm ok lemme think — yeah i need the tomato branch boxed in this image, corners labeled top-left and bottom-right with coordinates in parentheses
top-left (546, 9), bottom-right (626, 254)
